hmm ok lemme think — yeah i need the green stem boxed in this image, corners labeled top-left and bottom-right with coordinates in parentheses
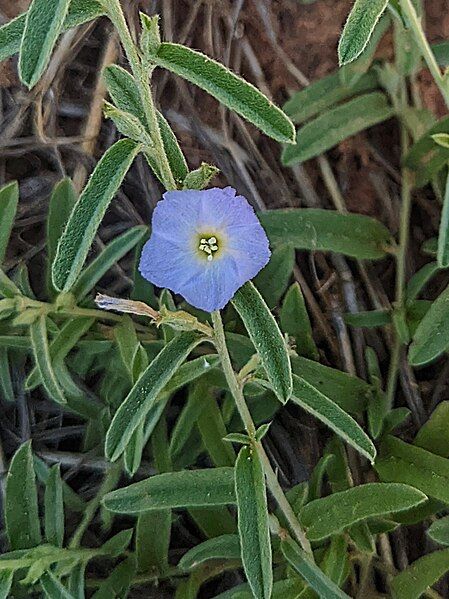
top-left (211, 311), bottom-right (313, 555)
top-left (99, 0), bottom-right (177, 190)
top-left (399, 0), bottom-right (449, 109)
top-left (69, 463), bottom-right (121, 548)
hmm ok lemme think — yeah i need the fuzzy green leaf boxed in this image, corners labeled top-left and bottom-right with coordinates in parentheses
top-left (300, 483), bottom-right (426, 541)
top-left (152, 43), bottom-right (295, 144)
top-left (179, 534), bottom-right (240, 571)
top-left (103, 468), bottom-right (236, 514)
top-left (391, 548), bottom-right (449, 599)
top-left (232, 282), bottom-right (292, 404)
top-left (30, 315), bottom-right (66, 404)
top-left (338, 0), bottom-right (389, 65)
top-left (19, 0), bottom-right (72, 88)
top-left (0, 182), bottom-right (18, 266)
top-left (376, 435), bottom-right (449, 504)
top-left (105, 331), bottom-right (203, 461)
top-left (41, 571), bottom-right (75, 599)
top-left (52, 139), bottom-right (140, 292)
top-left (44, 464), bottom-right (64, 547)
top-left (235, 446), bottom-right (272, 599)
top-left (259, 208), bottom-right (392, 260)
top-left (409, 282), bottom-right (449, 365)
top-left (5, 441), bottom-right (41, 550)
top-left (280, 283), bottom-right (318, 360)
top-left (281, 537), bottom-right (350, 599)
top-left (291, 375), bottom-right (376, 462)
top-left (72, 225), bottom-right (147, 300)
top-left (0, 0), bottom-right (104, 63)
top-left (282, 92), bottom-right (394, 165)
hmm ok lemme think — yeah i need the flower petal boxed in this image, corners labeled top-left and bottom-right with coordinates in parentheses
top-left (139, 233), bottom-right (202, 291)
top-left (180, 256), bottom-right (242, 312)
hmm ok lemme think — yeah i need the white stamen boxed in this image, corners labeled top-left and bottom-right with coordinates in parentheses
top-left (198, 235), bottom-right (220, 260)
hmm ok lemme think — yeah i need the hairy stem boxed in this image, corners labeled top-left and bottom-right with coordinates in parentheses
top-left (99, 0), bottom-right (177, 190)
top-left (399, 0), bottom-right (449, 109)
top-left (211, 310), bottom-right (312, 555)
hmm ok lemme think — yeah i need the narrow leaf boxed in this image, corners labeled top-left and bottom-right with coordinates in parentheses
top-left (5, 441), bottom-right (41, 550)
top-left (282, 92), bottom-right (394, 165)
top-left (235, 445), bottom-right (272, 599)
top-left (404, 115), bottom-right (449, 188)
top-left (72, 225), bottom-right (147, 300)
top-left (291, 375), bottom-right (376, 463)
top-left (47, 178), bottom-right (77, 289)
top-left (30, 315), bottom-right (66, 404)
top-left (300, 483), bottom-right (426, 541)
top-left (91, 556), bottom-right (136, 599)
top-left (338, 0), bottom-right (389, 66)
top-left (19, 0), bottom-right (72, 88)
top-left (253, 244), bottom-right (294, 309)
top-left (391, 548), bottom-right (449, 599)
top-left (428, 516), bottom-right (449, 546)
top-left (44, 464), bottom-right (64, 547)
top-left (105, 331), bottom-right (202, 461)
top-left (375, 435), bottom-right (449, 504)
top-left (52, 139), bottom-right (140, 292)
top-left (259, 208), bottom-right (392, 260)
top-left (41, 571), bottom-right (75, 599)
top-left (103, 467), bottom-right (236, 514)
top-left (438, 172), bottom-right (449, 267)
top-left (409, 282), bottom-right (449, 365)
top-left (0, 571), bottom-right (13, 599)
top-left (0, 0), bottom-right (104, 63)
top-left (280, 283), bottom-right (318, 360)
top-left (232, 282), bottom-right (292, 404)
top-left (0, 182), bottom-right (18, 266)
top-left (281, 537), bottom-right (351, 599)
top-left (179, 535), bottom-right (240, 571)
top-left (283, 70), bottom-right (378, 125)
top-left (152, 43), bottom-right (295, 144)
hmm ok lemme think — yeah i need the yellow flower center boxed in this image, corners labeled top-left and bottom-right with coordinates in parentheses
top-left (198, 235), bottom-right (219, 261)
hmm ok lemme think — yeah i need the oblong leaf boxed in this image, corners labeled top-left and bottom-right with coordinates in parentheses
top-left (291, 356), bottom-right (372, 414)
top-left (0, 182), bottom-right (18, 266)
top-left (280, 284), bottom-right (319, 360)
top-left (103, 467), bottom-right (236, 514)
top-left (232, 282), bottom-right (292, 404)
top-left (300, 483), bottom-right (426, 541)
top-left (391, 548), bottom-right (449, 599)
top-left (428, 516), bottom-right (449, 546)
top-left (281, 537), bottom-right (350, 599)
top-left (438, 173), bottom-right (449, 267)
top-left (259, 208), bottom-right (392, 260)
top-left (41, 571), bottom-right (75, 599)
top-left (338, 0), bottom-right (389, 66)
top-left (47, 178), bottom-right (77, 291)
top-left (283, 70), bottom-right (378, 125)
top-left (30, 315), bottom-right (66, 404)
top-left (152, 43), bottom-right (295, 144)
top-left (282, 92), bottom-right (394, 165)
top-left (44, 464), bottom-right (64, 547)
top-left (235, 445), bottom-right (272, 599)
top-left (5, 441), bottom-right (41, 550)
top-left (0, 0), bottom-right (104, 63)
top-left (105, 331), bottom-right (203, 461)
top-left (409, 282), bottom-right (449, 366)
top-left (179, 534), bottom-right (240, 570)
top-left (404, 115), bottom-right (449, 188)
top-left (291, 375), bottom-right (376, 463)
top-left (375, 435), bottom-right (449, 504)
top-left (0, 571), bottom-right (13, 599)
top-left (72, 225), bottom-right (147, 300)
top-left (52, 139), bottom-right (140, 292)
top-left (19, 0), bottom-right (72, 88)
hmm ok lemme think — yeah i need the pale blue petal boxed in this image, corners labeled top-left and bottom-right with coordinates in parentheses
top-left (139, 233), bottom-right (202, 291)
top-left (180, 256), bottom-right (242, 312)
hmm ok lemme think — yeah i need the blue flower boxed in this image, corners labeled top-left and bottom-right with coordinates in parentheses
top-left (139, 187), bottom-right (271, 312)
